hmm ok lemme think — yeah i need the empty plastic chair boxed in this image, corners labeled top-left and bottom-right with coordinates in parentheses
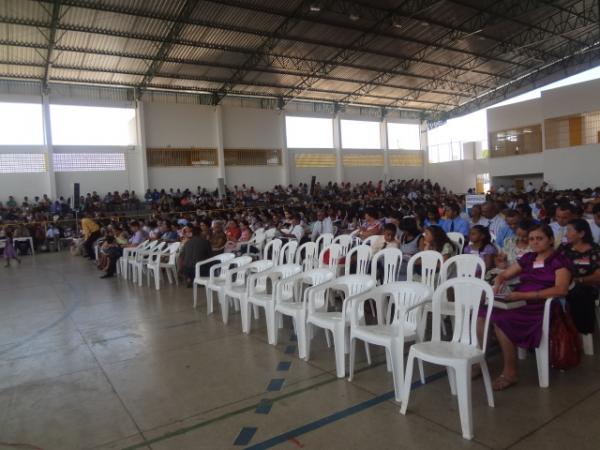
top-left (193, 253), bottom-right (235, 308)
top-left (315, 233), bottom-right (334, 251)
top-left (333, 234), bottom-right (353, 256)
top-left (305, 275), bottom-right (376, 378)
top-left (146, 242), bottom-right (181, 290)
top-left (348, 282), bottom-right (432, 401)
top-left (295, 241), bottom-right (319, 271)
top-left (400, 278), bottom-right (495, 440)
top-left (344, 245), bottom-right (372, 276)
top-left (274, 268), bottom-right (336, 358)
top-left (279, 240), bottom-right (298, 265)
top-left (205, 256), bottom-right (252, 316)
top-left (261, 238), bottom-right (283, 264)
top-left (245, 264), bottom-right (303, 343)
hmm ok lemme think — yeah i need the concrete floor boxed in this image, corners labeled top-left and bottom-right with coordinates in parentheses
top-left (1, 252), bottom-right (600, 450)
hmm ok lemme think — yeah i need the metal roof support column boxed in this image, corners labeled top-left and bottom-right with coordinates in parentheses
top-left (41, 91), bottom-right (57, 200)
top-left (380, 115), bottom-right (389, 184)
top-left (333, 113), bottom-right (343, 185)
top-left (279, 111), bottom-right (290, 187)
top-left (133, 99), bottom-right (149, 193)
top-left (214, 105), bottom-right (226, 184)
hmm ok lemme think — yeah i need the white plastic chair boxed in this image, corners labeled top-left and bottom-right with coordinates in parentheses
top-left (447, 232), bottom-right (466, 253)
top-left (318, 243), bottom-right (344, 272)
top-left (332, 234), bottom-right (353, 256)
top-left (305, 275), bottom-right (376, 378)
top-left (205, 255), bottom-right (252, 316)
top-left (315, 232), bottom-right (334, 251)
top-left (516, 297), bottom-right (556, 388)
top-left (344, 245), bottom-right (372, 276)
top-left (222, 259), bottom-right (274, 325)
top-left (245, 264), bottom-right (303, 343)
top-left (406, 250), bottom-right (444, 291)
top-left (279, 240), bottom-right (298, 265)
top-left (361, 235), bottom-right (380, 247)
top-left (193, 253), bottom-right (235, 308)
top-left (146, 242), bottom-right (181, 290)
top-left (128, 240), bottom-right (158, 283)
top-left (371, 247), bottom-right (403, 285)
top-left (400, 278), bottom-right (495, 440)
top-left (348, 282), bottom-right (432, 401)
top-left (261, 238), bottom-right (283, 264)
top-left (134, 241), bottom-right (167, 286)
top-left (274, 268), bottom-right (336, 359)
top-left (295, 241), bottom-right (319, 271)
top-left (119, 240), bottom-right (148, 279)
top-left (244, 231), bottom-right (267, 258)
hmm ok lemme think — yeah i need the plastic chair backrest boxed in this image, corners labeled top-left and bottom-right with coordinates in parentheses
top-left (333, 234), bottom-right (353, 255)
top-left (229, 259), bottom-right (273, 289)
top-left (432, 278), bottom-right (494, 350)
top-left (406, 250), bottom-right (444, 291)
top-left (315, 233), bottom-right (334, 251)
top-left (362, 235), bottom-right (380, 247)
top-left (263, 238), bottom-right (283, 263)
top-left (279, 240), bottom-right (299, 265)
top-left (349, 281), bottom-right (431, 329)
top-left (344, 245), bottom-right (372, 276)
top-left (318, 243), bottom-right (343, 269)
top-left (295, 241), bottom-right (318, 270)
top-left (440, 254), bottom-right (486, 283)
top-left (308, 274), bottom-right (375, 316)
top-left (166, 242), bottom-right (180, 264)
top-left (447, 232), bottom-right (465, 253)
top-left (280, 268), bottom-right (336, 307)
top-left (261, 263), bottom-right (303, 297)
top-left (370, 247), bottom-right (403, 285)
top-left (220, 255), bottom-right (252, 280)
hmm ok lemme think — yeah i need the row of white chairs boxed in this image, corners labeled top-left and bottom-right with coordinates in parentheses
top-left (117, 239), bottom-right (181, 290)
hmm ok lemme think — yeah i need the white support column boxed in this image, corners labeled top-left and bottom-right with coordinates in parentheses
top-left (421, 121), bottom-right (429, 180)
top-left (215, 105), bottom-right (226, 183)
top-left (279, 112), bottom-right (290, 186)
top-left (134, 99), bottom-right (149, 193)
top-left (333, 114), bottom-right (343, 184)
top-left (380, 118), bottom-right (390, 183)
top-left (41, 92), bottom-right (57, 200)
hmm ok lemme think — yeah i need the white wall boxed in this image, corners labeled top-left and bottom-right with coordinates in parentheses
top-left (225, 166), bottom-right (282, 191)
top-left (487, 98), bottom-right (542, 131)
top-left (541, 78), bottom-right (600, 119)
top-left (222, 107), bottom-right (282, 149)
top-left (0, 173), bottom-right (50, 201)
top-left (544, 144), bottom-right (600, 189)
top-left (147, 167), bottom-right (219, 191)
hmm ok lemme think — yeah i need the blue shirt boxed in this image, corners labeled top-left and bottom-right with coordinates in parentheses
top-left (495, 225), bottom-right (514, 249)
top-left (440, 216), bottom-right (470, 238)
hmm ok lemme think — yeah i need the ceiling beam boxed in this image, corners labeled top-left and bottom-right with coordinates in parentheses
top-left (41, 0), bottom-right (61, 89)
top-left (139, 0), bottom-right (200, 89)
top-left (31, 0), bottom-right (508, 81)
top-left (0, 16), bottom-right (492, 93)
top-left (386, 0), bottom-right (599, 108)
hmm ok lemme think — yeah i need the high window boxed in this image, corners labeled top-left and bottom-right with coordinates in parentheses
top-left (341, 119), bottom-right (380, 149)
top-left (387, 123), bottom-right (420, 150)
top-left (0, 102), bottom-right (44, 145)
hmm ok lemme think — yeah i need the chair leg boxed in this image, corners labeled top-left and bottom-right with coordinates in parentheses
top-left (518, 347), bottom-right (527, 360)
top-left (154, 267), bottom-right (160, 290)
top-left (193, 284), bottom-right (198, 308)
top-left (173, 268), bottom-right (179, 286)
top-left (165, 268), bottom-right (173, 284)
top-left (418, 359), bottom-right (426, 385)
top-left (332, 326), bottom-right (346, 378)
top-left (305, 323), bottom-right (313, 361)
top-left (480, 360), bottom-right (495, 408)
top-left (253, 305), bottom-right (260, 319)
top-left (241, 299), bottom-right (251, 334)
top-left (364, 342), bottom-right (371, 366)
top-left (295, 314), bottom-right (307, 359)
top-left (220, 292), bottom-right (229, 324)
top-left (265, 305), bottom-right (277, 345)
top-left (390, 341), bottom-right (404, 402)
top-left (325, 329), bottom-right (332, 348)
top-left (581, 333), bottom-right (594, 356)
top-left (400, 350), bottom-right (416, 414)
top-left (348, 337), bottom-right (357, 381)
top-left (454, 363), bottom-right (474, 440)
top-left (207, 289), bottom-right (214, 315)
top-left (447, 367), bottom-right (457, 396)
top-left (535, 345), bottom-right (550, 388)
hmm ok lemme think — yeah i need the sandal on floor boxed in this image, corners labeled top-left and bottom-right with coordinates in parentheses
top-left (492, 374), bottom-right (518, 391)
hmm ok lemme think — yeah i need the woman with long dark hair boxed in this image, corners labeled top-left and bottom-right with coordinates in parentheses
top-left (421, 225), bottom-right (456, 261)
top-left (464, 225), bottom-right (497, 270)
top-left (560, 219), bottom-right (600, 337)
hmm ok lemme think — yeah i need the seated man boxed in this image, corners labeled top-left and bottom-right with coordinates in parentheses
top-left (100, 235), bottom-right (123, 279)
top-left (180, 226), bottom-right (212, 287)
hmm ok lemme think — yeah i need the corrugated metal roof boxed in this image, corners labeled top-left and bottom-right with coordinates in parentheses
top-left (0, 0), bottom-right (596, 118)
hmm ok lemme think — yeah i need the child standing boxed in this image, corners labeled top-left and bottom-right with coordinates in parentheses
top-left (3, 229), bottom-right (21, 267)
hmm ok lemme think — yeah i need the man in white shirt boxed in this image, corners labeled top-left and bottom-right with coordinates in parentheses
top-left (279, 214), bottom-right (305, 242)
top-left (525, 182), bottom-right (535, 193)
top-left (311, 210), bottom-right (333, 241)
top-left (549, 203), bottom-right (577, 248)
top-left (480, 201), bottom-right (507, 238)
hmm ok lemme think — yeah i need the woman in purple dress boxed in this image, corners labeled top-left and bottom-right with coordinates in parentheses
top-left (478, 224), bottom-right (571, 390)
top-left (3, 228), bottom-right (21, 267)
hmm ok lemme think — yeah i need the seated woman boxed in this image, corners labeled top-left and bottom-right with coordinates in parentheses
top-left (358, 208), bottom-right (382, 240)
top-left (503, 219), bottom-right (534, 265)
top-left (479, 224), bottom-right (571, 391)
top-left (398, 217), bottom-right (422, 279)
top-left (420, 225), bottom-right (457, 262)
top-left (560, 218), bottom-right (600, 337)
top-left (463, 225), bottom-right (497, 270)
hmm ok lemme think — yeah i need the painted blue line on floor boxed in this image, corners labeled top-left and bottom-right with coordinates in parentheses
top-left (266, 378), bottom-right (285, 391)
top-left (284, 345), bottom-right (296, 354)
top-left (255, 399), bottom-right (273, 415)
top-left (234, 427), bottom-right (257, 446)
top-left (277, 361), bottom-right (291, 371)
top-left (246, 371), bottom-right (448, 450)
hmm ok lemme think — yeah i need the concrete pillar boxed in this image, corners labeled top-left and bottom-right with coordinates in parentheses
top-left (279, 112), bottom-right (290, 186)
top-left (41, 92), bottom-right (57, 200)
top-left (214, 105), bottom-right (226, 184)
top-left (133, 99), bottom-right (149, 193)
top-left (333, 114), bottom-right (343, 184)
top-left (381, 118), bottom-right (389, 183)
